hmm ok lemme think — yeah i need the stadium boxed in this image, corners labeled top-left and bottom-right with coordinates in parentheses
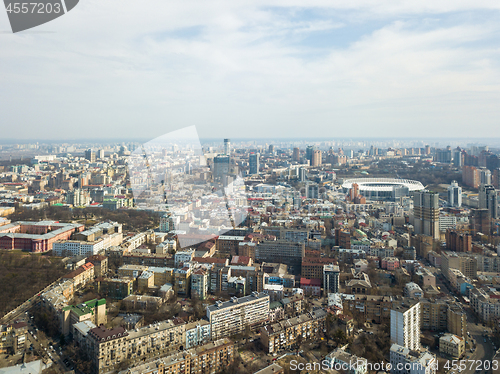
top-left (341, 178), bottom-right (425, 201)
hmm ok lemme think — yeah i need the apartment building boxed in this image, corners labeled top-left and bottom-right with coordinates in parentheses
top-left (87, 318), bottom-right (187, 373)
top-left (469, 287), bottom-right (500, 322)
top-left (185, 320), bottom-right (211, 349)
top-left (441, 251), bottom-right (477, 280)
top-left (62, 262), bottom-right (95, 288)
top-left (255, 240), bottom-right (305, 274)
top-left (0, 322), bottom-right (27, 353)
top-left (404, 283), bottom-right (423, 298)
top-left (391, 299), bottom-right (421, 351)
top-left (87, 255), bottom-right (109, 277)
top-left (260, 308), bottom-right (327, 353)
top-left (419, 299), bottom-right (466, 337)
top-left (191, 268), bottom-right (209, 300)
top-left (439, 334), bottom-right (465, 359)
top-left (95, 278), bottom-right (134, 300)
top-left (389, 344), bottom-right (437, 374)
top-left (324, 348), bottom-right (368, 374)
top-left (117, 338), bottom-right (234, 374)
top-left (61, 298), bottom-right (107, 337)
top-left (207, 292), bottom-right (270, 340)
top-left (344, 295), bottom-right (393, 324)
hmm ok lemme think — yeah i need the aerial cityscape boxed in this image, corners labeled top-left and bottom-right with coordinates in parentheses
top-left (3, 1), bottom-right (500, 374)
top-left (0, 136), bottom-right (499, 374)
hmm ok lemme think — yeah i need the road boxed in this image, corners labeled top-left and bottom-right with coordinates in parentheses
top-left (457, 307), bottom-right (496, 374)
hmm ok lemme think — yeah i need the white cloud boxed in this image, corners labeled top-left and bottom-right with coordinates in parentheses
top-left (0, 1), bottom-right (500, 139)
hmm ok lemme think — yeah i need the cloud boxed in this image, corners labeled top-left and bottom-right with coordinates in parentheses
top-left (0, 1), bottom-right (500, 139)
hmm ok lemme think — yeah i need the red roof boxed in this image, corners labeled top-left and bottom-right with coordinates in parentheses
top-left (300, 278), bottom-right (321, 286)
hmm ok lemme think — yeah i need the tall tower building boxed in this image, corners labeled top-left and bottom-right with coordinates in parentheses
top-left (293, 147), bottom-right (300, 162)
top-left (391, 300), bottom-right (421, 351)
top-left (223, 139), bottom-right (231, 156)
top-left (268, 145), bottom-right (275, 154)
top-left (306, 145), bottom-right (315, 165)
top-left (312, 150), bottom-right (322, 167)
top-left (249, 153), bottom-right (260, 175)
top-left (323, 265), bottom-right (340, 296)
top-left (447, 181), bottom-right (462, 208)
top-left (479, 184), bottom-right (498, 219)
top-left (85, 148), bottom-right (96, 162)
top-left (413, 191), bottom-right (440, 240)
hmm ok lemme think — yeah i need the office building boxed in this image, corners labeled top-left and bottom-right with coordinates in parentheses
top-left (479, 184), bottom-right (498, 219)
top-left (447, 181), bottom-right (462, 207)
top-left (471, 208), bottom-right (492, 235)
top-left (249, 153), bottom-right (260, 175)
top-left (323, 264), bottom-right (340, 295)
top-left (85, 148), bottom-right (96, 162)
top-left (413, 191), bottom-right (439, 240)
top-left (212, 155), bottom-right (230, 180)
top-left (224, 138), bottom-right (231, 156)
top-left (293, 147), bottom-right (300, 162)
top-left (391, 299), bottom-right (421, 351)
top-left (207, 292), bottom-right (269, 340)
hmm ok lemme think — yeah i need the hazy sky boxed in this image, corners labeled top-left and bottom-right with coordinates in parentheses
top-left (1, 1), bottom-right (500, 140)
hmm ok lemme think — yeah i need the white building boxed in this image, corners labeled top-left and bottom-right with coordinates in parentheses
top-left (390, 344), bottom-right (437, 374)
top-left (404, 283), bottom-right (423, 299)
top-left (174, 249), bottom-right (195, 267)
top-left (391, 300), bottom-right (421, 351)
top-left (185, 320), bottom-right (211, 349)
top-left (324, 348), bottom-right (367, 374)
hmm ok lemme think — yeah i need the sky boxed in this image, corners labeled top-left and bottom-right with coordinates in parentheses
top-left (1, 1), bottom-right (500, 141)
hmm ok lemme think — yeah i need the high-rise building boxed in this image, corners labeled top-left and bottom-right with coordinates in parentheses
top-left (471, 208), bottom-right (491, 235)
top-left (97, 149), bottom-right (105, 159)
top-left (413, 191), bottom-right (440, 240)
top-left (306, 183), bottom-right (319, 199)
top-left (462, 166), bottom-right (480, 189)
top-left (213, 155), bottom-right (230, 180)
top-left (480, 169), bottom-right (492, 185)
top-left (447, 181), bottom-right (462, 208)
top-left (390, 299), bottom-right (421, 351)
top-left (306, 145), bottom-right (315, 165)
top-left (224, 139), bottom-right (231, 156)
top-left (160, 213), bottom-right (173, 232)
top-left (479, 184), bottom-right (498, 219)
top-left (299, 167), bottom-right (306, 182)
top-left (441, 251), bottom-right (477, 280)
top-left (268, 145), bottom-right (275, 154)
top-left (293, 147), bottom-right (300, 162)
top-left (249, 153), bottom-right (260, 175)
top-left (85, 148), bottom-right (96, 162)
top-left (323, 264), bottom-right (340, 296)
top-left (312, 150), bottom-right (322, 167)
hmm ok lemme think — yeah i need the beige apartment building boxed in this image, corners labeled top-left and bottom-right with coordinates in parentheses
top-left (260, 309), bottom-right (327, 353)
top-left (87, 318), bottom-right (186, 373)
top-left (439, 333), bottom-right (465, 359)
top-left (117, 338), bottom-right (234, 374)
